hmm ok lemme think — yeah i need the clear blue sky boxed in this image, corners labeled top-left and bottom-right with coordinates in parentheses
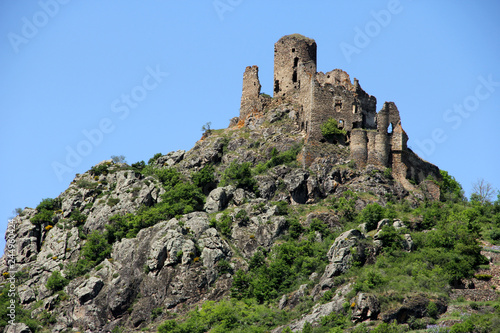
top-left (1, 1), bottom-right (499, 253)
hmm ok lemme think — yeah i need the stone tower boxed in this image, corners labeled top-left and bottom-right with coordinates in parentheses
top-left (273, 34), bottom-right (317, 99)
top-left (239, 65), bottom-right (262, 120)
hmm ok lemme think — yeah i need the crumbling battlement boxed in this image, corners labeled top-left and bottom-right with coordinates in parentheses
top-left (236, 34), bottom-right (441, 197)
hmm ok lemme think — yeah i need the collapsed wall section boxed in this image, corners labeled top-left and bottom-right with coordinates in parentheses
top-left (239, 65), bottom-right (262, 120)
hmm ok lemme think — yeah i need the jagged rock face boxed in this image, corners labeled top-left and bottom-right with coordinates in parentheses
top-left (381, 295), bottom-right (447, 323)
top-left (4, 323), bottom-right (31, 333)
top-left (275, 284), bottom-right (353, 332)
top-left (230, 203), bottom-right (288, 258)
top-left (77, 169), bottom-right (163, 233)
top-left (204, 185), bottom-right (235, 213)
top-left (352, 293), bottom-right (381, 322)
top-left (322, 229), bottom-right (366, 280)
top-left (44, 212), bottom-right (234, 331)
top-left (0, 95), bottom-right (441, 332)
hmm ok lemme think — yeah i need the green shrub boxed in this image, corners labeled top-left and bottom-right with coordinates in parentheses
top-left (302, 322), bottom-right (313, 333)
top-left (90, 164), bottom-right (109, 176)
top-left (76, 179), bottom-right (97, 189)
top-left (66, 231), bottom-right (112, 279)
top-left (384, 168), bottom-right (393, 178)
top-left (231, 238), bottom-right (329, 303)
top-left (321, 118), bottom-right (346, 140)
top-left (30, 209), bottom-right (53, 225)
top-left (217, 212), bottom-right (233, 237)
top-left (158, 299), bottom-right (288, 333)
top-left (273, 200), bottom-right (289, 215)
top-left (358, 203), bottom-right (385, 231)
top-left (148, 153), bottom-right (163, 165)
top-left (309, 218), bottom-right (330, 237)
top-left (450, 319), bottom-right (475, 333)
top-left (254, 145), bottom-right (301, 174)
top-left (36, 197), bottom-right (61, 211)
top-left (234, 209), bottom-right (249, 225)
top-left (377, 225), bottom-right (403, 253)
top-left (151, 307), bottom-right (163, 320)
top-left (155, 168), bottom-right (181, 188)
top-left (220, 161), bottom-right (258, 193)
top-left (288, 218), bottom-right (304, 239)
top-left (81, 231), bottom-right (111, 263)
top-left (216, 259), bottom-right (232, 274)
top-left (107, 198), bottom-right (120, 207)
top-left (69, 209), bottom-right (87, 225)
top-left (191, 164), bottom-right (215, 192)
top-left (46, 271), bottom-right (68, 292)
top-left (131, 160), bottom-right (146, 171)
top-left (490, 229), bottom-right (500, 241)
top-left (320, 290), bottom-right (333, 303)
top-left (427, 301), bottom-right (438, 318)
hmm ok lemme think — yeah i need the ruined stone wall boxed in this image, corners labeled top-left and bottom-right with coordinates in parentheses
top-left (377, 102), bottom-right (401, 133)
top-left (391, 123), bottom-right (410, 182)
top-left (297, 60), bottom-right (316, 135)
top-left (239, 65), bottom-right (262, 120)
top-left (238, 34), bottom-right (442, 197)
top-left (306, 70), bottom-right (377, 141)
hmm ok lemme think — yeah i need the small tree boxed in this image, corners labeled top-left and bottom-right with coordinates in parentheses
top-left (471, 178), bottom-right (496, 204)
top-left (111, 155), bottom-right (126, 164)
top-left (201, 122), bottom-right (212, 135)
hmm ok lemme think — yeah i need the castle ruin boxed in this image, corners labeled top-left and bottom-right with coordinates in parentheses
top-left (237, 34), bottom-right (440, 197)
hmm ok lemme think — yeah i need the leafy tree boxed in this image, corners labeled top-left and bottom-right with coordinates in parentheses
top-left (287, 218), bottom-right (304, 239)
top-left (358, 203), bottom-right (385, 231)
top-left (192, 164), bottom-right (215, 193)
top-left (111, 155), bottom-right (126, 163)
top-left (440, 170), bottom-right (464, 202)
top-left (81, 231), bottom-right (112, 263)
top-left (321, 118), bottom-right (346, 141)
top-left (377, 225), bottom-right (403, 253)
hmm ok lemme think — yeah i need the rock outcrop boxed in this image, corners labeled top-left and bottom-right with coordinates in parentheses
top-left (0, 33), bottom-right (449, 333)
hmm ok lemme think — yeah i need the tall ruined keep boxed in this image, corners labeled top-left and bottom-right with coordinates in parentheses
top-left (238, 34), bottom-right (440, 194)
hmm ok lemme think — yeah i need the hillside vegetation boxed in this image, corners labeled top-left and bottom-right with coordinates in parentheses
top-left (2, 104), bottom-right (499, 333)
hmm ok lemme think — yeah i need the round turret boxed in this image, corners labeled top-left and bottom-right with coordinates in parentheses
top-left (273, 34), bottom-right (317, 98)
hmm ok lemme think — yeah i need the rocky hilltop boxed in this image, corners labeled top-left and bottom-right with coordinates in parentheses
top-left (2, 35), bottom-right (499, 333)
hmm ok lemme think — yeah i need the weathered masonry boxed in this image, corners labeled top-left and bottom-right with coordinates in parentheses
top-left (236, 34), bottom-right (440, 196)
